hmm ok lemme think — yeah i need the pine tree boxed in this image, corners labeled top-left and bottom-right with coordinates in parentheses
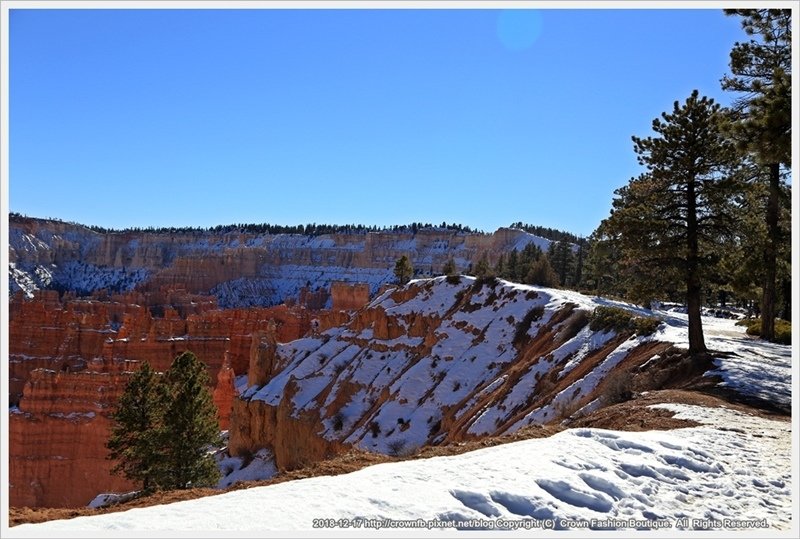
top-left (582, 227), bottom-right (622, 296)
top-left (442, 257), bottom-right (457, 277)
top-left (474, 254), bottom-right (492, 279)
top-left (159, 351), bottom-right (221, 490)
top-left (721, 9), bottom-right (791, 341)
top-left (394, 255), bottom-right (414, 285)
top-left (547, 241), bottom-right (575, 287)
top-left (106, 362), bottom-right (166, 493)
top-left (507, 249), bottom-right (519, 281)
top-left (494, 254), bottom-right (505, 277)
top-left (524, 256), bottom-right (559, 287)
top-left (602, 91), bottom-right (740, 355)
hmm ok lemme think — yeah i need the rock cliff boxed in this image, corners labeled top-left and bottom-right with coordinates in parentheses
top-left (9, 366), bottom-right (137, 508)
top-left (10, 215), bottom-right (558, 308)
top-left (7, 289), bottom-right (318, 508)
top-left (229, 277), bottom-right (674, 471)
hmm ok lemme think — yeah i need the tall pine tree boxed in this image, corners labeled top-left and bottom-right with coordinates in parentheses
top-left (107, 362), bottom-right (166, 493)
top-left (160, 351), bottom-right (221, 490)
top-left (721, 9), bottom-right (791, 340)
top-left (602, 91), bottom-right (739, 355)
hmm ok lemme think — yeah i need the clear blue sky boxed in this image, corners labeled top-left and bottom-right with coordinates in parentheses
top-left (9, 7), bottom-right (746, 236)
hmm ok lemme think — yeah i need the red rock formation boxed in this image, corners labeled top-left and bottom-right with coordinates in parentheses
top-left (331, 282), bottom-right (370, 311)
top-left (8, 290), bottom-right (314, 508)
top-left (9, 367), bottom-right (137, 508)
top-left (248, 322), bottom-right (279, 387)
top-left (213, 352), bottom-right (237, 430)
top-left (298, 286), bottom-right (329, 310)
top-left (229, 388), bottom-right (347, 472)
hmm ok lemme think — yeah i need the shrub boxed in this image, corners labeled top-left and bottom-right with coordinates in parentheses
top-left (454, 288), bottom-right (467, 303)
top-left (590, 306), bottom-right (661, 336)
top-left (369, 421), bottom-right (381, 438)
top-left (600, 369), bottom-right (634, 405)
top-left (332, 412), bottom-right (345, 432)
top-left (428, 419), bottom-right (442, 438)
top-left (446, 274), bottom-right (461, 285)
top-left (590, 306), bottom-right (635, 333)
top-left (513, 306), bottom-right (545, 346)
top-left (471, 275), bottom-right (499, 292)
top-left (633, 316), bottom-right (662, 336)
top-left (740, 318), bottom-right (792, 345)
top-left (387, 438), bottom-right (406, 456)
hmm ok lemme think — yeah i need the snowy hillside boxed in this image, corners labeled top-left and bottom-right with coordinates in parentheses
top-left (233, 276), bottom-right (676, 464)
top-left (11, 403), bottom-right (792, 533)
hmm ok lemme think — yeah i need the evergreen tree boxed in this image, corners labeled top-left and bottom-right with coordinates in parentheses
top-left (602, 91), bottom-right (740, 355)
top-left (442, 257), bottom-right (457, 277)
top-left (721, 9), bottom-right (791, 341)
top-left (717, 170), bottom-right (792, 319)
top-left (106, 362), bottom-right (166, 493)
top-left (573, 238), bottom-right (586, 288)
top-left (394, 255), bottom-right (414, 285)
top-left (524, 256), bottom-right (559, 287)
top-left (547, 241), bottom-right (575, 287)
top-left (474, 254), bottom-right (492, 278)
top-left (159, 351), bottom-right (221, 490)
top-left (494, 254), bottom-right (505, 277)
top-left (506, 249), bottom-right (520, 281)
top-left (582, 226), bottom-right (622, 296)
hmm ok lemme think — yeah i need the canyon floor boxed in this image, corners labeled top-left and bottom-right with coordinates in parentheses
top-left (8, 311), bottom-right (794, 535)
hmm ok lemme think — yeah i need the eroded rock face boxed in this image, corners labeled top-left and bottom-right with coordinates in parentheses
top-left (230, 277), bottom-right (673, 468)
top-left (10, 215), bottom-right (560, 307)
top-left (7, 290), bottom-right (314, 508)
top-left (331, 282), bottom-right (370, 311)
top-left (9, 367), bottom-right (137, 508)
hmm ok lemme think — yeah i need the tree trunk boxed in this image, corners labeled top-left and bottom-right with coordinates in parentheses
top-left (760, 162), bottom-right (780, 341)
top-left (686, 177), bottom-right (707, 355)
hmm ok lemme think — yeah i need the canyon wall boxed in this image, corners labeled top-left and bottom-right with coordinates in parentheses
top-left (7, 288), bottom-right (319, 508)
top-left (7, 214), bottom-right (577, 508)
top-left (10, 216), bottom-right (557, 308)
top-left (9, 366), bottom-right (137, 508)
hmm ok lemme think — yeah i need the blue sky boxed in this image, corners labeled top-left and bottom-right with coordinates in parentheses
top-left (9, 8), bottom-right (746, 236)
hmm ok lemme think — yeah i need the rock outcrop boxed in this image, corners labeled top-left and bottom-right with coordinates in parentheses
top-left (230, 277), bottom-right (674, 469)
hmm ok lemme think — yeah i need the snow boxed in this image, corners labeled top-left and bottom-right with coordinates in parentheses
top-left (653, 310), bottom-right (792, 408)
top-left (87, 492), bottom-right (139, 510)
top-left (215, 448), bottom-right (277, 489)
top-left (12, 404), bottom-right (791, 534)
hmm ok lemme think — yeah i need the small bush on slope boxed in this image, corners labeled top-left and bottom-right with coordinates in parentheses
top-left (590, 306), bottom-right (662, 336)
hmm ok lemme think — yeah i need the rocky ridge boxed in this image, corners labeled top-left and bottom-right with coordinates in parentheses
top-left (229, 276), bottom-right (676, 471)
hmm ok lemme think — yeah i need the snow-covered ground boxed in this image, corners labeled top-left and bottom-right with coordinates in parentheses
top-left (10, 403), bottom-right (793, 535)
top-left (215, 448), bottom-right (277, 489)
top-left (654, 310), bottom-right (792, 408)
